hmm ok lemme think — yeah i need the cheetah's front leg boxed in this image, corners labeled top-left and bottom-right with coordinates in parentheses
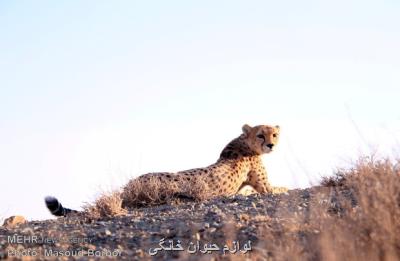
top-left (247, 165), bottom-right (272, 194)
top-left (247, 165), bottom-right (288, 194)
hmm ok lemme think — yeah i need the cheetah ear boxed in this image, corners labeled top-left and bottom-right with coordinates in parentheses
top-left (242, 124), bottom-right (252, 135)
top-left (275, 125), bottom-right (280, 130)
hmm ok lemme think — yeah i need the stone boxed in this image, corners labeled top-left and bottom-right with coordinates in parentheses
top-left (2, 215), bottom-right (27, 228)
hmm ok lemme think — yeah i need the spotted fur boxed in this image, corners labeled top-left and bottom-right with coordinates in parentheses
top-left (128, 123), bottom-right (283, 199)
top-left (45, 124), bottom-right (286, 216)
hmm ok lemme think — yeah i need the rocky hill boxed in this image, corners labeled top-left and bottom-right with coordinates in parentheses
top-left (0, 186), bottom-right (356, 260)
top-left (1, 158), bottom-right (399, 260)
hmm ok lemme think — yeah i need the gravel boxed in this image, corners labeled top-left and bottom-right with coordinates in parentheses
top-left (0, 186), bottom-right (345, 260)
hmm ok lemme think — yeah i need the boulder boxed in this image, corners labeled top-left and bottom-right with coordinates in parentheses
top-left (2, 215), bottom-right (26, 228)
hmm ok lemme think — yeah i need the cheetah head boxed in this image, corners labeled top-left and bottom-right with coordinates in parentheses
top-left (242, 124), bottom-right (280, 154)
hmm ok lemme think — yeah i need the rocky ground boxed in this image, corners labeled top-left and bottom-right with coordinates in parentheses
top-left (0, 186), bottom-right (351, 260)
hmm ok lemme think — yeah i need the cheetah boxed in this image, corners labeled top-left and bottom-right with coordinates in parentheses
top-left (45, 124), bottom-right (287, 216)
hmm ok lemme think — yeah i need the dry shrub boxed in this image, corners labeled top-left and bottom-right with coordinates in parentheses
top-left (121, 174), bottom-right (212, 208)
top-left (252, 156), bottom-right (400, 261)
top-left (320, 172), bottom-right (348, 187)
top-left (79, 156), bottom-right (400, 260)
top-left (182, 174), bottom-right (214, 202)
top-left (83, 191), bottom-right (127, 219)
top-left (319, 157), bottom-right (400, 260)
top-left (81, 173), bottom-right (213, 219)
top-left (121, 175), bottom-right (180, 207)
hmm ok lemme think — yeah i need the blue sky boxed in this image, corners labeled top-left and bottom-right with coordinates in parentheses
top-left (1, 1), bottom-right (399, 220)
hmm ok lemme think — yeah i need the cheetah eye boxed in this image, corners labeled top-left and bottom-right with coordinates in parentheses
top-left (273, 133), bottom-right (278, 138)
top-left (256, 134), bottom-right (264, 139)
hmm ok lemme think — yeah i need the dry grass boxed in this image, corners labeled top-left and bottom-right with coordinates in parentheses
top-left (83, 173), bottom-right (213, 218)
top-left (120, 174), bottom-right (212, 208)
top-left (80, 156), bottom-right (400, 260)
top-left (83, 191), bottom-right (127, 219)
top-left (120, 175), bottom-right (180, 208)
top-left (319, 157), bottom-right (400, 261)
top-left (252, 156), bottom-right (400, 261)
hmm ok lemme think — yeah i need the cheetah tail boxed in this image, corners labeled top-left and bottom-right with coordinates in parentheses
top-left (44, 196), bottom-right (78, 217)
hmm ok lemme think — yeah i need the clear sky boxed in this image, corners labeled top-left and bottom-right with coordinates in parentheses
top-left (1, 1), bottom-right (399, 220)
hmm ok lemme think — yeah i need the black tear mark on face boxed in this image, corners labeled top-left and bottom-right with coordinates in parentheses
top-left (257, 133), bottom-right (266, 146)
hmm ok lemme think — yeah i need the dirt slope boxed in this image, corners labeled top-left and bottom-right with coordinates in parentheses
top-left (1, 186), bottom-right (343, 260)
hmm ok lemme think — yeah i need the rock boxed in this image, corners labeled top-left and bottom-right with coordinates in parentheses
top-left (0, 187), bottom-right (349, 260)
top-left (2, 215), bottom-right (26, 228)
top-left (237, 185), bottom-right (258, 196)
top-left (208, 227), bottom-right (217, 233)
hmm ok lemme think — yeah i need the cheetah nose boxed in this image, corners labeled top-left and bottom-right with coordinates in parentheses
top-left (267, 144), bottom-right (274, 149)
